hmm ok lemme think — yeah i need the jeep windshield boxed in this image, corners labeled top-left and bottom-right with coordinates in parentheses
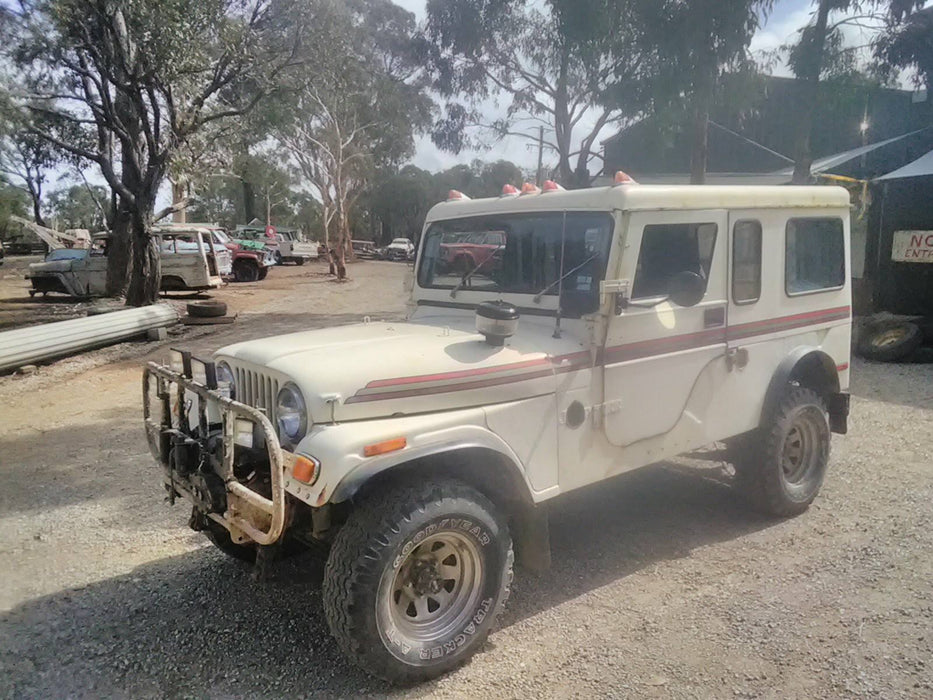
top-left (418, 212), bottom-right (613, 315)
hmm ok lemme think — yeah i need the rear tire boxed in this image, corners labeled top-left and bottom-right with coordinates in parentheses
top-left (733, 386), bottom-right (830, 517)
top-left (295, 257), bottom-right (306, 266)
top-left (323, 479), bottom-right (513, 683)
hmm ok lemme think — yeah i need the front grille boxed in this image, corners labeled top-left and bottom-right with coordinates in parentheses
top-left (234, 367), bottom-right (279, 418)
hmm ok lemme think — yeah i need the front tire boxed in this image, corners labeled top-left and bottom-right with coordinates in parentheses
top-left (323, 480), bottom-right (513, 683)
top-left (734, 386), bottom-right (831, 517)
top-left (233, 260), bottom-right (260, 283)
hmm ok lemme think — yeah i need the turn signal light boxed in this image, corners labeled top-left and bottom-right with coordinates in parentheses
top-left (520, 182), bottom-right (540, 195)
top-left (292, 455), bottom-right (319, 484)
top-left (363, 437), bottom-right (407, 457)
top-left (613, 170), bottom-right (638, 185)
top-left (501, 184), bottom-right (519, 196)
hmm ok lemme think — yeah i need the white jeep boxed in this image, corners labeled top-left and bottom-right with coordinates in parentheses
top-left (143, 177), bottom-right (851, 683)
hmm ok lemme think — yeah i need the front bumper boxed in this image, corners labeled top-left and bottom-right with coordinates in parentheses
top-left (143, 362), bottom-right (288, 545)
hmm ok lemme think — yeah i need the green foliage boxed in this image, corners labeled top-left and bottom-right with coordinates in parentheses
top-left (365, 159), bottom-right (525, 244)
top-left (0, 181), bottom-right (29, 239)
top-left (423, 0), bottom-right (666, 187)
top-left (876, 5), bottom-right (933, 90)
top-left (47, 184), bottom-right (109, 231)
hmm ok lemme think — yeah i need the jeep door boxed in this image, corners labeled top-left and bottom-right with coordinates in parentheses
top-left (70, 239), bottom-right (108, 296)
top-left (602, 210), bottom-right (728, 446)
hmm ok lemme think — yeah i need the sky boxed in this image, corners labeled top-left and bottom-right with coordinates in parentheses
top-left (396, 0), bottom-right (907, 175)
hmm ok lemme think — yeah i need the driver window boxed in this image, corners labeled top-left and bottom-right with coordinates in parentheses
top-left (632, 222), bottom-right (718, 299)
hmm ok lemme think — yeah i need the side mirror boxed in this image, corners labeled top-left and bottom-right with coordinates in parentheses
top-left (668, 270), bottom-right (706, 307)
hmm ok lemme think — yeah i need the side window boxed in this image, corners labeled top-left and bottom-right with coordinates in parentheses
top-left (785, 218), bottom-right (845, 295)
top-left (732, 220), bottom-right (762, 303)
top-left (632, 223), bottom-right (718, 299)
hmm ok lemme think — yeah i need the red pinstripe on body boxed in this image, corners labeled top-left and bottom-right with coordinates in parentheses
top-left (345, 306), bottom-right (851, 403)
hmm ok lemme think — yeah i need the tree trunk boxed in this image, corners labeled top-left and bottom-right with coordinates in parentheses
top-left (242, 179), bottom-right (257, 222)
top-left (106, 198), bottom-right (132, 297)
top-left (792, 0), bottom-right (832, 184)
top-left (125, 213), bottom-right (161, 307)
top-left (30, 193), bottom-right (46, 228)
top-left (171, 181), bottom-right (186, 223)
top-left (690, 59), bottom-right (715, 185)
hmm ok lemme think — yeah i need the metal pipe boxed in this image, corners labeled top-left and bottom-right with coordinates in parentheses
top-left (0, 304), bottom-right (178, 372)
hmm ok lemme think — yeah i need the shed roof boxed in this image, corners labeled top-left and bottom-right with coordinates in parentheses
top-left (875, 147), bottom-right (933, 181)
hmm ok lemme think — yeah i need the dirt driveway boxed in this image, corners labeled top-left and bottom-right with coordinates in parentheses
top-left (1, 261), bottom-right (931, 698)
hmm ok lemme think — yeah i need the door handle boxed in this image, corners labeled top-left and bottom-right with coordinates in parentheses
top-left (704, 306), bottom-right (725, 328)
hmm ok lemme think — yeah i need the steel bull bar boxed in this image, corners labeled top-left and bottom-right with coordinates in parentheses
top-left (143, 361), bottom-right (286, 546)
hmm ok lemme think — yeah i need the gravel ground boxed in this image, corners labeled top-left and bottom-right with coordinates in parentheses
top-left (1, 261), bottom-right (931, 698)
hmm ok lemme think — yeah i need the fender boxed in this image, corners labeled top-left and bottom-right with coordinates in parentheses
top-left (328, 424), bottom-right (530, 504)
top-left (289, 410), bottom-right (533, 506)
top-left (761, 346), bottom-right (848, 434)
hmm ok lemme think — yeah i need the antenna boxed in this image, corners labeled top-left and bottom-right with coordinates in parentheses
top-left (553, 211), bottom-right (567, 339)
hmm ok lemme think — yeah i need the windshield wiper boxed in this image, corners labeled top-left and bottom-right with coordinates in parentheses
top-left (532, 252), bottom-right (600, 303)
top-left (449, 242), bottom-right (506, 298)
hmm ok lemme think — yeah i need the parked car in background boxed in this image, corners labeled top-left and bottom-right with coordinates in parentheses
top-left (385, 237), bottom-right (415, 261)
top-left (439, 230), bottom-right (506, 275)
top-left (209, 229), bottom-right (276, 282)
top-left (27, 229), bottom-right (229, 297)
top-left (276, 230), bottom-right (319, 265)
top-left (351, 239), bottom-right (378, 259)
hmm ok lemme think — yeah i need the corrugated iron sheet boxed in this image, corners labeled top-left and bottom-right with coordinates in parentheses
top-left (0, 304), bottom-right (178, 372)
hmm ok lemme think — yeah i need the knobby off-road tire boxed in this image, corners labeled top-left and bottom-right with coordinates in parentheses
top-left (323, 480), bottom-right (514, 683)
top-left (257, 267), bottom-right (269, 281)
top-left (734, 386), bottom-right (831, 517)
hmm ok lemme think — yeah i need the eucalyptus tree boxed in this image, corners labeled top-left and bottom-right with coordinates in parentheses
top-left (653, 0), bottom-right (774, 183)
top-left (788, 0), bottom-right (925, 183)
top-left (5, 0), bottom-right (307, 305)
top-left (278, 0), bottom-right (431, 278)
top-left (876, 4), bottom-right (933, 91)
top-left (423, 0), bottom-right (664, 188)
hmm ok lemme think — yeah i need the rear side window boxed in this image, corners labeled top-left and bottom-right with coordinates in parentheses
top-left (785, 218), bottom-right (845, 295)
top-left (632, 223), bottom-right (718, 299)
top-left (732, 220), bottom-right (762, 303)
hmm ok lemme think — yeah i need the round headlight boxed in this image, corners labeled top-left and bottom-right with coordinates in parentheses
top-left (276, 382), bottom-right (307, 444)
top-left (216, 361), bottom-right (235, 399)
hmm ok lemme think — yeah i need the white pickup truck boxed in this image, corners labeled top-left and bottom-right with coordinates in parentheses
top-left (143, 176), bottom-right (851, 683)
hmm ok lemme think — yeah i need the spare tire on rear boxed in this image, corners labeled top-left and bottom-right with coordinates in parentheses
top-left (857, 320), bottom-right (922, 362)
top-left (187, 300), bottom-right (227, 318)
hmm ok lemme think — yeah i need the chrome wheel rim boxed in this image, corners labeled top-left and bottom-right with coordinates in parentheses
top-left (782, 407), bottom-right (823, 484)
top-left (386, 531), bottom-right (483, 643)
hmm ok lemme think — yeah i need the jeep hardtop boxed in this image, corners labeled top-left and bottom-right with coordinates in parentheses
top-left (143, 176), bottom-right (852, 682)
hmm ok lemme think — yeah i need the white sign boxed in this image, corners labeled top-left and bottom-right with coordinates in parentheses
top-left (892, 230), bottom-right (933, 263)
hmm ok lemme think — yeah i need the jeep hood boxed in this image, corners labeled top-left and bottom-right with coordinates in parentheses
top-left (215, 319), bottom-right (590, 423)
